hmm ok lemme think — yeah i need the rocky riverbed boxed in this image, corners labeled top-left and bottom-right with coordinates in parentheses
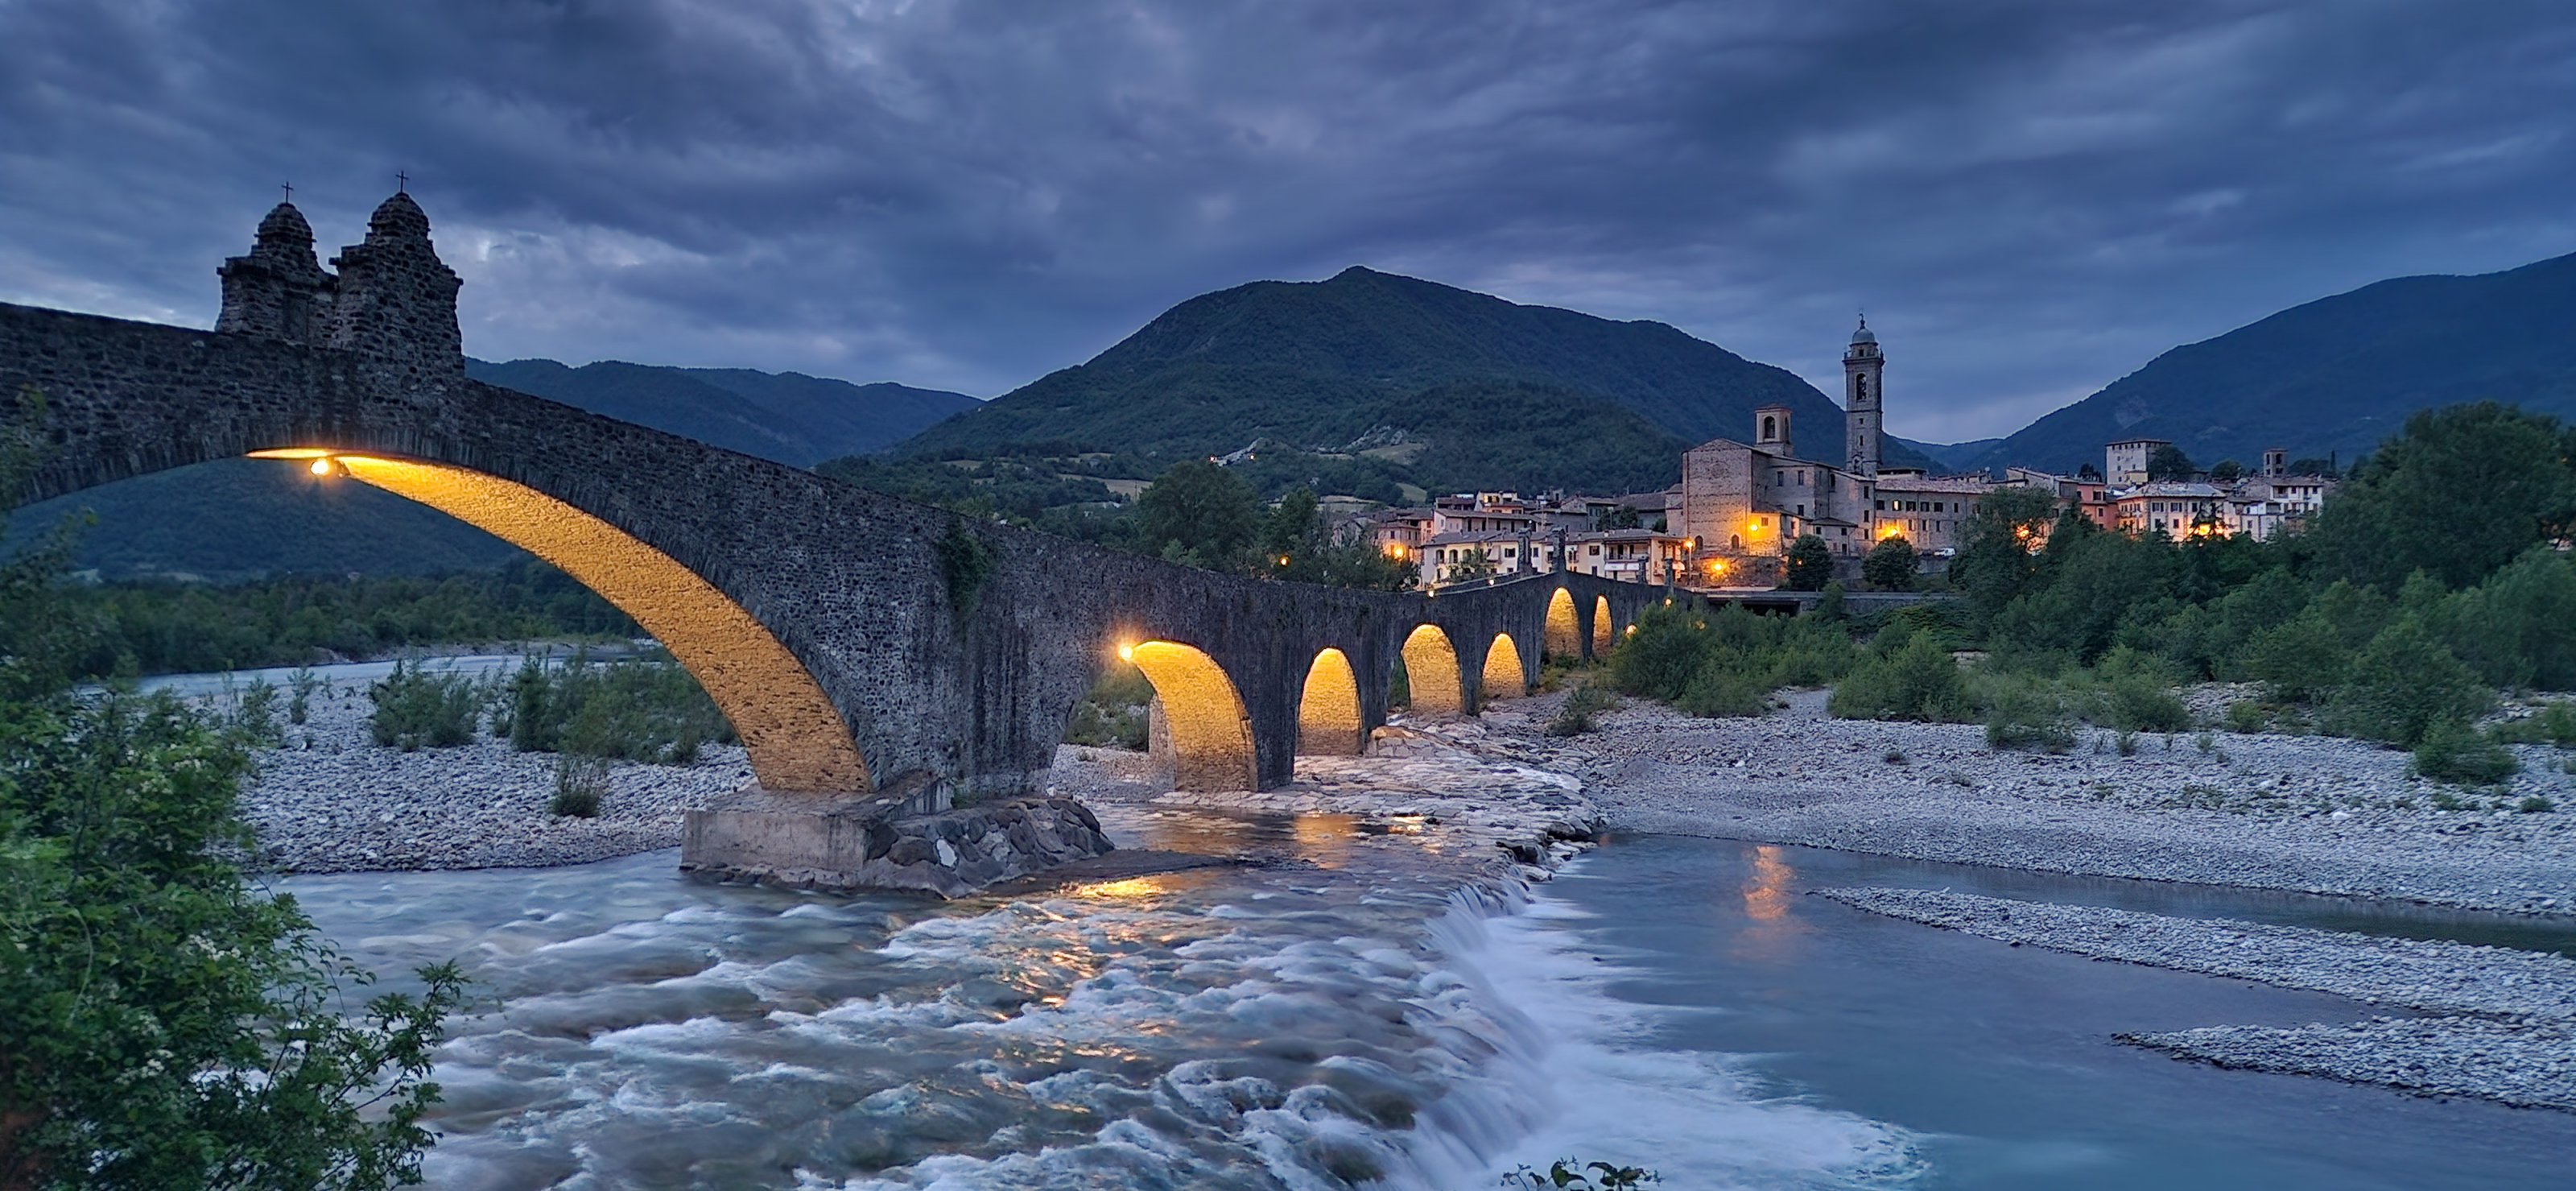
top-left (233, 678), bottom-right (750, 871)
top-left (1815, 887), bottom-right (2576, 1111)
top-left (1488, 685), bottom-right (2576, 916)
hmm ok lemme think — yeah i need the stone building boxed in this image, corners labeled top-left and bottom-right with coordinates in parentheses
top-left (2105, 437), bottom-right (2170, 486)
top-left (1677, 318), bottom-right (1944, 580)
top-left (216, 190), bottom-right (464, 395)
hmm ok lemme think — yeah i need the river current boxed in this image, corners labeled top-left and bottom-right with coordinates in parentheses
top-left (284, 796), bottom-right (2576, 1190)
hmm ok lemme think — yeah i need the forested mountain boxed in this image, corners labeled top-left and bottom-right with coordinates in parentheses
top-left (1963, 250), bottom-right (2576, 474)
top-left (896, 265), bottom-right (1934, 485)
top-left (12, 362), bottom-right (976, 581)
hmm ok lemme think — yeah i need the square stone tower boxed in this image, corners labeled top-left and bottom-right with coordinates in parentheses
top-left (1843, 316), bottom-right (1883, 477)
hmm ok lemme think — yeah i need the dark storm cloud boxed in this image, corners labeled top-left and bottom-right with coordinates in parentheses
top-left (4, 0), bottom-right (2573, 441)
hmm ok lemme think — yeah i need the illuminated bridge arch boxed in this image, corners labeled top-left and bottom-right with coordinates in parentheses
top-left (1123, 640), bottom-right (1258, 792)
top-left (1296, 647), bottom-right (1364, 756)
top-left (1482, 632), bottom-right (1527, 701)
top-left (1543, 587), bottom-right (1581, 659)
top-left (1592, 595), bottom-right (1615, 655)
top-left (250, 450), bottom-right (869, 792)
top-left (1400, 624), bottom-right (1464, 715)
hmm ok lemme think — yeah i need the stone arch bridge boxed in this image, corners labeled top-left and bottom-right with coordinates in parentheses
top-left (1, 194), bottom-right (1680, 883)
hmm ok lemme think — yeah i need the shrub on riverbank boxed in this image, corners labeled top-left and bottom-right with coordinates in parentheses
top-left (503, 651), bottom-right (733, 764)
top-left (1829, 633), bottom-right (1975, 723)
top-left (367, 660), bottom-right (481, 751)
top-left (1549, 683), bottom-right (1619, 735)
top-left (1609, 603), bottom-right (1856, 718)
top-left (2409, 720), bottom-right (2520, 786)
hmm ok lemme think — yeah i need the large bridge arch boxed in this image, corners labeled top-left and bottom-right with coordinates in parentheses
top-left (1481, 632), bottom-right (1529, 701)
top-left (1123, 640), bottom-right (1258, 792)
top-left (1399, 624), bottom-right (1464, 715)
top-left (1543, 588), bottom-right (1581, 660)
top-left (1295, 647), bottom-right (1364, 757)
top-left (254, 450), bottom-right (869, 792)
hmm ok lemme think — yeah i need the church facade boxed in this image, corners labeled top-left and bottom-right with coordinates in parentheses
top-left (1676, 319), bottom-right (1990, 583)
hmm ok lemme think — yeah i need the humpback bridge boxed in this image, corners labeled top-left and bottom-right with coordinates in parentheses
top-left (1, 193), bottom-right (1674, 882)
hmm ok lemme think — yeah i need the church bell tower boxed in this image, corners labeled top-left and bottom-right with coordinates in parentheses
top-left (1843, 316), bottom-right (1884, 477)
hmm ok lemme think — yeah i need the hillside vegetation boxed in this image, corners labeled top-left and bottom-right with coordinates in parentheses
top-left (896, 265), bottom-right (1933, 490)
top-left (1967, 250), bottom-right (2576, 474)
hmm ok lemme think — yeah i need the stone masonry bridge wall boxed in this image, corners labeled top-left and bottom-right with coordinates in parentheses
top-left (2, 300), bottom-right (1682, 799)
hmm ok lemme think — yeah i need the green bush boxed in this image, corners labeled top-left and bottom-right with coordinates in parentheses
top-left (2224, 701), bottom-right (2269, 734)
top-left (2409, 719), bottom-right (2520, 786)
top-left (1608, 605), bottom-right (1709, 701)
top-left (367, 660), bottom-right (481, 751)
top-left (2491, 701), bottom-right (2576, 747)
top-left (1678, 653), bottom-right (1771, 717)
top-left (1548, 684), bottom-right (1619, 736)
top-left (550, 753), bottom-right (611, 817)
top-left (2326, 618), bottom-right (2494, 746)
top-left (1783, 533), bottom-right (1833, 591)
top-left (1984, 676), bottom-right (2074, 752)
top-left (1831, 635), bottom-right (1975, 722)
top-left (2101, 674), bottom-right (2192, 733)
top-left (507, 651), bottom-right (733, 763)
top-left (2519, 795), bottom-right (2555, 813)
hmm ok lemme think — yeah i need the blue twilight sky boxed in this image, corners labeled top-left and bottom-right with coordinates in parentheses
top-left (3, 0), bottom-right (2573, 444)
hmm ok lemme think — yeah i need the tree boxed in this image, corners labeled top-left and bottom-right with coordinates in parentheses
top-left (1136, 460), bottom-right (1259, 570)
top-left (2, 392), bottom-right (463, 1189)
top-left (1950, 485), bottom-right (2061, 622)
top-left (2288, 457), bottom-right (2339, 478)
top-left (1591, 504), bottom-right (1643, 531)
top-left (1782, 533), bottom-right (1833, 591)
top-left (1861, 535), bottom-right (1918, 591)
top-left (2145, 444), bottom-right (2198, 482)
top-left (2208, 458), bottom-right (2244, 482)
top-left (2325, 616), bottom-right (2492, 746)
top-left (2304, 403), bottom-right (2576, 591)
top-left (2077, 462), bottom-right (2102, 481)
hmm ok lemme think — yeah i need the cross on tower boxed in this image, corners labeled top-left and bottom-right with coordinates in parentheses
top-left (281, 181), bottom-right (293, 202)
top-left (396, 171), bottom-right (409, 193)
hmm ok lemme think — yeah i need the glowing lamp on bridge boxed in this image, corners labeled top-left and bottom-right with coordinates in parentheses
top-left (1117, 641), bottom-right (1137, 662)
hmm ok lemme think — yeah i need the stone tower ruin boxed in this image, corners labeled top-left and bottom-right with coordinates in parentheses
top-left (216, 190), bottom-right (464, 390)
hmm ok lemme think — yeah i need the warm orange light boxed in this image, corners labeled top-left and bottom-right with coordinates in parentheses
top-left (1279, 555), bottom-right (1292, 566)
top-left (1298, 648), bottom-right (1364, 756)
top-left (1127, 640), bottom-right (1257, 791)
top-left (1117, 641), bottom-right (1136, 662)
top-left (1402, 624), bottom-right (1464, 715)
top-left (308, 457), bottom-right (333, 476)
top-left (1482, 632), bottom-right (1527, 701)
top-left (265, 451), bottom-right (869, 792)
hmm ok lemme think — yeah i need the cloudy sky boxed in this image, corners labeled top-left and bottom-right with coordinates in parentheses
top-left (4, 1), bottom-right (2572, 444)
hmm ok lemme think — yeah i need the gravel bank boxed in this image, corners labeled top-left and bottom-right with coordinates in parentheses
top-left (2118, 1018), bottom-right (2576, 1112)
top-left (1814, 887), bottom-right (2576, 1020)
top-left (230, 679), bottom-right (749, 872)
top-left (1815, 886), bottom-right (2576, 1112)
top-left (1491, 687), bottom-right (2576, 915)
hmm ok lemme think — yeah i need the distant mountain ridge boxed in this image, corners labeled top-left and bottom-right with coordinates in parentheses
top-left (1963, 250), bottom-right (2576, 474)
top-left (898, 265), bottom-right (1935, 484)
top-left (16, 361), bottom-right (978, 581)
top-left (468, 358), bottom-right (976, 467)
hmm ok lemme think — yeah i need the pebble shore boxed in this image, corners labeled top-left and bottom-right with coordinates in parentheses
top-left (233, 680), bottom-right (749, 872)
top-left (1490, 686), bottom-right (2576, 915)
top-left (1814, 887), bottom-right (2576, 1111)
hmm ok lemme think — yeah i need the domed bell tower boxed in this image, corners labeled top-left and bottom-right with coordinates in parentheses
top-left (1843, 316), bottom-right (1883, 477)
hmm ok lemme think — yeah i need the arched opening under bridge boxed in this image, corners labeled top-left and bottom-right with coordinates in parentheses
top-left (1482, 632), bottom-right (1527, 701)
top-left (1296, 647), bottom-right (1364, 756)
top-left (1400, 624), bottom-right (1463, 715)
top-left (1544, 588), bottom-right (1581, 659)
top-left (250, 449), bottom-right (868, 792)
top-left (1592, 596), bottom-right (1615, 655)
top-left (1120, 639), bottom-right (1258, 792)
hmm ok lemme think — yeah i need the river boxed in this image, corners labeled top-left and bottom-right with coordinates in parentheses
top-left (287, 812), bottom-right (2576, 1189)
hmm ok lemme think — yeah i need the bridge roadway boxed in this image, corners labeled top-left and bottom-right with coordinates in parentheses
top-left (0, 193), bottom-right (1681, 812)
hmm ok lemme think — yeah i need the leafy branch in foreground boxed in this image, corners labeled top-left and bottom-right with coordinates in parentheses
top-left (3, 388), bottom-right (464, 1189)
